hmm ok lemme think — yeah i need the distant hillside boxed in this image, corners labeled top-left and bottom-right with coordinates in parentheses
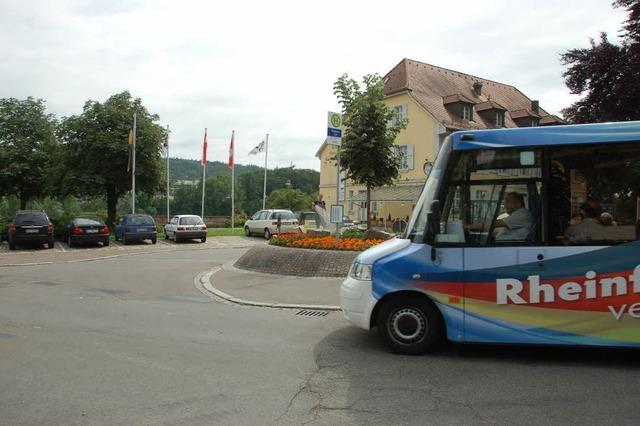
top-left (169, 158), bottom-right (260, 181)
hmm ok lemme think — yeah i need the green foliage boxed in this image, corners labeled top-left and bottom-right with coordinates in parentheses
top-left (169, 158), bottom-right (259, 181)
top-left (237, 166), bottom-right (319, 214)
top-left (0, 97), bottom-right (59, 208)
top-left (340, 227), bottom-right (365, 239)
top-left (224, 213), bottom-right (248, 228)
top-left (333, 73), bottom-right (406, 226)
top-left (57, 91), bottom-right (165, 227)
top-left (266, 188), bottom-right (314, 212)
top-left (561, 1), bottom-right (640, 122)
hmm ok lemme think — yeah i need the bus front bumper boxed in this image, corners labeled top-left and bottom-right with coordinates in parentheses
top-left (340, 277), bottom-right (377, 330)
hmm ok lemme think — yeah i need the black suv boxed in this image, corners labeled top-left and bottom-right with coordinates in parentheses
top-left (7, 210), bottom-right (55, 250)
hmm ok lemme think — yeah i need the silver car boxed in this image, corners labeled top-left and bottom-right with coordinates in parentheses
top-left (164, 215), bottom-right (207, 243)
top-left (244, 209), bottom-right (299, 239)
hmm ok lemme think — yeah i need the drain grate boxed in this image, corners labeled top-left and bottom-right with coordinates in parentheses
top-left (295, 309), bottom-right (329, 318)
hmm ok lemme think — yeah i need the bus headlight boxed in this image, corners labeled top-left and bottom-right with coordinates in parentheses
top-left (349, 262), bottom-right (373, 281)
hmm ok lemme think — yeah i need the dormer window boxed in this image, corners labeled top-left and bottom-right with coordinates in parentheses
top-left (443, 93), bottom-right (475, 123)
top-left (495, 112), bottom-right (504, 127)
top-left (462, 105), bottom-right (472, 121)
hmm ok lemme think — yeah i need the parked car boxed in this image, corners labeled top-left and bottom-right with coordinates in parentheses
top-left (114, 214), bottom-right (157, 245)
top-left (164, 215), bottom-right (207, 243)
top-left (7, 210), bottom-right (55, 250)
top-left (63, 217), bottom-right (110, 247)
top-left (244, 209), bottom-right (299, 239)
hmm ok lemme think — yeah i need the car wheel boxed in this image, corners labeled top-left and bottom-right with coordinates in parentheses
top-left (122, 235), bottom-right (128, 245)
top-left (244, 227), bottom-right (251, 237)
top-left (264, 228), bottom-right (271, 240)
top-left (201, 236), bottom-right (207, 243)
top-left (67, 235), bottom-right (74, 248)
top-left (103, 240), bottom-right (110, 247)
top-left (152, 238), bottom-right (157, 245)
top-left (47, 239), bottom-right (55, 249)
top-left (114, 234), bottom-right (119, 241)
top-left (164, 232), bottom-right (169, 240)
top-left (376, 296), bottom-right (445, 355)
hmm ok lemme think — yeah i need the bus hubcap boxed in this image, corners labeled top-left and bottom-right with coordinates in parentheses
top-left (390, 308), bottom-right (426, 343)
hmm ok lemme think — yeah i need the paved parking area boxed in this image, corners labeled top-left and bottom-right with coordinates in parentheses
top-left (0, 236), bottom-right (265, 266)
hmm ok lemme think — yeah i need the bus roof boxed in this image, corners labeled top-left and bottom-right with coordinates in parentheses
top-left (451, 121), bottom-right (640, 151)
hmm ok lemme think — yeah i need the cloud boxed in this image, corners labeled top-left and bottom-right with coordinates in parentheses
top-left (0, 0), bottom-right (628, 170)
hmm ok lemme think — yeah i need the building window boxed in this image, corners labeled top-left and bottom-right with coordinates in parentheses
top-left (394, 144), bottom-right (414, 171)
top-left (495, 112), bottom-right (504, 127)
top-left (348, 190), bottom-right (354, 213)
top-left (462, 105), bottom-right (472, 121)
top-left (531, 119), bottom-right (539, 127)
top-left (391, 104), bottom-right (407, 126)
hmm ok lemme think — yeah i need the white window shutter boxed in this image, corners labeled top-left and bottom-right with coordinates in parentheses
top-left (407, 144), bottom-right (414, 170)
top-left (402, 104), bottom-right (408, 121)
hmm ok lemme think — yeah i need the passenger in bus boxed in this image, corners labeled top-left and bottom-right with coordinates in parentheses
top-left (564, 200), bottom-right (604, 243)
top-left (600, 212), bottom-right (615, 226)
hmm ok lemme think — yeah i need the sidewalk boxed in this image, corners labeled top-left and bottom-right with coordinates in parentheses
top-left (207, 262), bottom-right (343, 307)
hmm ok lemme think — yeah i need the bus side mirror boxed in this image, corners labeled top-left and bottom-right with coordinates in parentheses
top-left (425, 200), bottom-right (441, 248)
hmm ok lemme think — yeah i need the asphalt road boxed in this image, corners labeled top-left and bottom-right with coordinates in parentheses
top-left (1, 248), bottom-right (640, 425)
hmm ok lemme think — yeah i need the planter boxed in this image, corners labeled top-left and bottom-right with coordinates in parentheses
top-left (234, 245), bottom-right (358, 277)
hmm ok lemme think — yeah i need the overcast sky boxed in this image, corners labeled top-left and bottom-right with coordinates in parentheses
top-left (0, 0), bottom-right (628, 170)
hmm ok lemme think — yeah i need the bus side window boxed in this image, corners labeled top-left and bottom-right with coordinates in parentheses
top-left (549, 142), bottom-right (640, 245)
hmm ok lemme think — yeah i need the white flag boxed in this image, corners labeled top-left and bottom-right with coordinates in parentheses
top-left (248, 140), bottom-right (265, 155)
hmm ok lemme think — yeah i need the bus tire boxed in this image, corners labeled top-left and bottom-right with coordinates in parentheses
top-left (376, 295), bottom-right (445, 355)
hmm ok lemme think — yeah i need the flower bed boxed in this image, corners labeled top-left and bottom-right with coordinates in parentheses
top-left (269, 232), bottom-right (384, 251)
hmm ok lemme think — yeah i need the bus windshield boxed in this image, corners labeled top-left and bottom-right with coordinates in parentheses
top-left (405, 136), bottom-right (452, 242)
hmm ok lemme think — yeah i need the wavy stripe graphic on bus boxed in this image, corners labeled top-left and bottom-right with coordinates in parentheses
top-left (370, 241), bottom-right (640, 346)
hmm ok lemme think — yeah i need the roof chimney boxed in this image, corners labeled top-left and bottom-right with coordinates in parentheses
top-left (473, 81), bottom-right (483, 96)
top-left (531, 100), bottom-right (539, 113)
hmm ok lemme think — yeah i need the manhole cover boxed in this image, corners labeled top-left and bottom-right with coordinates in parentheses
top-left (295, 309), bottom-right (329, 318)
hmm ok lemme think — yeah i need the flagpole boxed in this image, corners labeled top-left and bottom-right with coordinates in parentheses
top-left (262, 133), bottom-right (269, 210)
top-left (231, 130), bottom-right (235, 229)
top-left (201, 128), bottom-right (207, 219)
top-left (132, 112), bottom-right (137, 214)
top-left (166, 125), bottom-right (170, 224)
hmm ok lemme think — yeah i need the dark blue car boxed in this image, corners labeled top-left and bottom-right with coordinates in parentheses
top-left (114, 214), bottom-right (157, 245)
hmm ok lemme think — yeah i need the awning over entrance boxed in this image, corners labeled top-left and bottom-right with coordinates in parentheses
top-left (353, 185), bottom-right (423, 202)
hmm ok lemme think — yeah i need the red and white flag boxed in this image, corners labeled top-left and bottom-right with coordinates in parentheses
top-left (201, 129), bottom-right (208, 166)
top-left (228, 131), bottom-right (235, 169)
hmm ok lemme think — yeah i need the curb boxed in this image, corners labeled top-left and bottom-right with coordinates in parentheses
top-left (194, 267), bottom-right (342, 311)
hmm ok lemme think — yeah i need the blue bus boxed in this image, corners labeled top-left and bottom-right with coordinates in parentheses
top-left (341, 121), bottom-right (640, 354)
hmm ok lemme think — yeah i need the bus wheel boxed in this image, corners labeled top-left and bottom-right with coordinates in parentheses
top-left (377, 296), bottom-right (444, 355)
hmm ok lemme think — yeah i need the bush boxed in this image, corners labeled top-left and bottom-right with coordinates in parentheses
top-left (340, 227), bottom-right (365, 239)
top-left (224, 213), bottom-right (248, 228)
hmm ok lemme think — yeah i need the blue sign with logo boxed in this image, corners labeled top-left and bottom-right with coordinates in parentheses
top-left (327, 128), bottom-right (342, 138)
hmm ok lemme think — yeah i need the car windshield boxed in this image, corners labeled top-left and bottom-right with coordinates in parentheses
top-left (14, 213), bottom-right (48, 226)
top-left (179, 217), bottom-right (203, 225)
top-left (128, 215), bottom-right (154, 225)
top-left (75, 218), bottom-right (103, 226)
top-left (274, 211), bottom-right (295, 220)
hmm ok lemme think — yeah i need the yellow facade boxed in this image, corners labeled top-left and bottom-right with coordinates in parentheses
top-left (317, 92), bottom-right (446, 224)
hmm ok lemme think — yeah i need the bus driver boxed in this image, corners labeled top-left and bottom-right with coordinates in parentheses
top-left (466, 192), bottom-right (533, 241)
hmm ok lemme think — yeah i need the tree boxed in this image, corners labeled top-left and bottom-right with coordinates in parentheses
top-left (0, 97), bottom-right (58, 208)
top-left (266, 188), bottom-right (314, 212)
top-left (333, 74), bottom-right (406, 227)
top-left (560, 0), bottom-right (640, 122)
top-left (57, 92), bottom-right (165, 227)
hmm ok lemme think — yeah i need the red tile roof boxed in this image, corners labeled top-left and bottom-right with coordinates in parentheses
top-left (383, 58), bottom-right (559, 130)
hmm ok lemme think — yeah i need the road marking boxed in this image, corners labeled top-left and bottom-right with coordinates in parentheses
top-left (56, 242), bottom-right (66, 252)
